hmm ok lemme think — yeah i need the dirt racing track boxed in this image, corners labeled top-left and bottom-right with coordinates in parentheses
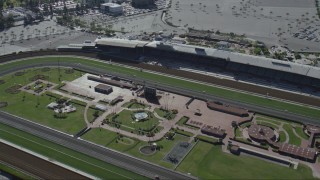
top-left (0, 142), bottom-right (87, 179)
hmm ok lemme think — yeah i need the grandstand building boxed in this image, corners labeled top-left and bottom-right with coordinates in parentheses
top-left (92, 38), bottom-right (320, 90)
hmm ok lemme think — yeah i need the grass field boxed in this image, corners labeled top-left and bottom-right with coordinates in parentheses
top-left (154, 108), bottom-right (176, 120)
top-left (283, 124), bottom-right (302, 146)
top-left (235, 128), bottom-right (242, 137)
top-left (0, 123), bottom-right (148, 180)
top-left (0, 57), bottom-right (319, 119)
top-left (122, 101), bottom-right (148, 109)
top-left (255, 116), bottom-right (282, 125)
top-left (279, 131), bottom-right (287, 143)
top-left (255, 114), bottom-right (301, 126)
top-left (82, 128), bottom-right (139, 152)
top-left (256, 121), bottom-right (279, 130)
top-left (295, 126), bottom-right (309, 140)
top-left (177, 141), bottom-right (315, 179)
top-left (113, 109), bottom-right (160, 132)
top-left (176, 116), bottom-right (199, 130)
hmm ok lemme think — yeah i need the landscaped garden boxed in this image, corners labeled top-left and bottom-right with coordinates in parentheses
top-left (82, 127), bottom-right (191, 169)
top-left (122, 99), bottom-right (149, 109)
top-left (283, 124), bottom-right (302, 146)
top-left (235, 115), bottom-right (307, 147)
top-left (105, 109), bottom-right (161, 136)
top-left (176, 116), bottom-right (199, 130)
top-left (0, 68), bottom-right (86, 135)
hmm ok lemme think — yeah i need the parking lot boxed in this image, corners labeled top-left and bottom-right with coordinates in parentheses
top-left (165, 0), bottom-right (320, 51)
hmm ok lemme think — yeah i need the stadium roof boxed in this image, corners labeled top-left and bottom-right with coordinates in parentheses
top-left (95, 38), bottom-right (148, 48)
top-left (146, 42), bottom-right (320, 79)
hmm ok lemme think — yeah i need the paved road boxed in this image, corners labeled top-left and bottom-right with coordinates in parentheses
top-left (0, 111), bottom-right (195, 180)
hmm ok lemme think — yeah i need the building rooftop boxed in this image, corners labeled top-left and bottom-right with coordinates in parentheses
top-left (101, 3), bottom-right (122, 7)
top-left (94, 38), bottom-right (320, 80)
top-left (95, 84), bottom-right (113, 91)
top-left (95, 38), bottom-right (148, 48)
top-left (248, 124), bottom-right (276, 141)
top-left (146, 41), bottom-right (320, 80)
top-left (279, 143), bottom-right (316, 161)
top-left (206, 101), bottom-right (248, 117)
top-left (201, 125), bottom-right (226, 137)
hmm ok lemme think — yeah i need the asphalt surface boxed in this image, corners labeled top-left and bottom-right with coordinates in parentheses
top-left (0, 142), bottom-right (88, 180)
top-left (0, 111), bottom-right (195, 180)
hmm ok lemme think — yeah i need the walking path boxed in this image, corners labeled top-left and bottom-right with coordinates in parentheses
top-left (50, 89), bottom-right (91, 104)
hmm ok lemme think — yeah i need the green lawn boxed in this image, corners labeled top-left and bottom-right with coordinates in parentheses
top-left (82, 128), bottom-right (139, 152)
top-left (82, 128), bottom-right (119, 146)
top-left (176, 116), bottom-right (189, 126)
top-left (283, 124), bottom-right (302, 146)
top-left (240, 121), bottom-right (252, 128)
top-left (87, 108), bottom-right (102, 123)
top-left (196, 135), bottom-right (219, 144)
top-left (1, 57), bottom-right (318, 119)
top-left (255, 116), bottom-right (282, 125)
top-left (122, 101), bottom-right (148, 109)
top-left (154, 108), bottom-right (176, 120)
top-left (256, 121), bottom-right (279, 130)
top-left (235, 128), bottom-right (242, 137)
top-left (279, 131), bottom-right (287, 143)
top-left (174, 128), bottom-right (194, 137)
top-left (0, 123), bottom-right (148, 180)
top-left (176, 116), bottom-right (199, 130)
top-left (113, 109), bottom-right (160, 132)
top-left (256, 114), bottom-right (301, 126)
top-left (295, 126), bottom-right (309, 140)
top-left (177, 141), bottom-right (314, 179)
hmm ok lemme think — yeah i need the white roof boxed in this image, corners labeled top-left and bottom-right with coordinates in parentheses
top-left (101, 3), bottom-right (121, 7)
top-left (146, 42), bottom-right (320, 79)
top-left (95, 38), bottom-right (148, 48)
